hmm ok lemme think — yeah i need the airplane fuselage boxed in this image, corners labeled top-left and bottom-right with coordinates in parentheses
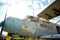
top-left (4, 17), bottom-right (57, 38)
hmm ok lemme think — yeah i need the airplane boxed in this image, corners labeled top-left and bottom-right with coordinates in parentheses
top-left (0, 13), bottom-right (59, 38)
top-left (0, 0), bottom-right (60, 38)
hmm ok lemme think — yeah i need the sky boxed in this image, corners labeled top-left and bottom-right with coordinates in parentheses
top-left (0, 0), bottom-right (56, 36)
top-left (49, 16), bottom-right (60, 25)
top-left (0, 0), bottom-right (55, 22)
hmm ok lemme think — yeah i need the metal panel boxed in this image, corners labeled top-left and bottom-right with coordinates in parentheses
top-left (4, 17), bottom-right (57, 37)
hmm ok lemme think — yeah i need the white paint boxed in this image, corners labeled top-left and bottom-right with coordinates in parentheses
top-left (2, 31), bottom-right (8, 36)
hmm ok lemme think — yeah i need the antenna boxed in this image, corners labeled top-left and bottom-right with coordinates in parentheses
top-left (33, 11), bottom-right (34, 17)
top-left (32, 0), bottom-right (34, 17)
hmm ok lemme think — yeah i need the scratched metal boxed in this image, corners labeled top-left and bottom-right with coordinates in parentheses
top-left (4, 17), bottom-right (57, 37)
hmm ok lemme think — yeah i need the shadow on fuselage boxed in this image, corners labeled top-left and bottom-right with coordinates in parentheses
top-left (56, 26), bottom-right (60, 34)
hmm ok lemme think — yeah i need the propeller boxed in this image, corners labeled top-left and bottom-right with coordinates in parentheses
top-left (0, 13), bottom-right (7, 36)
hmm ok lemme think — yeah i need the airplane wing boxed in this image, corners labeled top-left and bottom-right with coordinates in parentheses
top-left (38, 0), bottom-right (60, 20)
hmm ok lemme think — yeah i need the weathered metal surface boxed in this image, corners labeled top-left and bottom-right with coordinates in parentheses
top-left (40, 34), bottom-right (60, 38)
top-left (4, 17), bottom-right (57, 37)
